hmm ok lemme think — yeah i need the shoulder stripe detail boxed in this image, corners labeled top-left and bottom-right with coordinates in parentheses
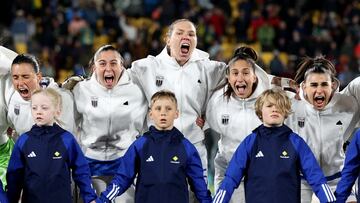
top-left (106, 183), bottom-right (120, 200)
top-left (322, 184), bottom-right (336, 202)
top-left (213, 189), bottom-right (226, 203)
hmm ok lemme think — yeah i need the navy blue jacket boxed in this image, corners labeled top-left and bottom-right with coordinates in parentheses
top-left (97, 126), bottom-right (211, 203)
top-left (6, 124), bottom-right (97, 203)
top-left (213, 124), bottom-right (335, 203)
top-left (0, 180), bottom-right (8, 203)
top-left (335, 129), bottom-right (360, 202)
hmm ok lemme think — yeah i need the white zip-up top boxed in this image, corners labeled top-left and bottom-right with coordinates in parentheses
top-left (5, 77), bottom-right (76, 136)
top-left (206, 64), bottom-right (272, 162)
top-left (0, 46), bottom-right (18, 144)
top-left (341, 76), bottom-right (360, 114)
top-left (130, 47), bottom-right (226, 144)
top-left (285, 86), bottom-right (360, 178)
top-left (73, 70), bottom-right (147, 161)
top-left (0, 46), bottom-right (75, 139)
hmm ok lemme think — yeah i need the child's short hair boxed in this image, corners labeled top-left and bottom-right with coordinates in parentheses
top-left (150, 90), bottom-right (178, 108)
top-left (255, 88), bottom-right (292, 120)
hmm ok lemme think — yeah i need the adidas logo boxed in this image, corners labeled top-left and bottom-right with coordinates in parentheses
top-left (146, 155), bottom-right (154, 162)
top-left (255, 151), bottom-right (264, 158)
top-left (27, 151), bottom-right (36, 158)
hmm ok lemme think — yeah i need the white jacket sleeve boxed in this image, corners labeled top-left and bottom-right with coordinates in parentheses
top-left (0, 46), bottom-right (17, 75)
top-left (341, 76), bottom-right (360, 106)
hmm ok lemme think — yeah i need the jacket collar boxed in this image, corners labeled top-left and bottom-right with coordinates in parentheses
top-left (254, 124), bottom-right (293, 138)
top-left (147, 125), bottom-right (184, 143)
top-left (28, 123), bottom-right (65, 137)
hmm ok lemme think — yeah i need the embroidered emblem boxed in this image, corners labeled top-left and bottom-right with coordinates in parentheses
top-left (14, 104), bottom-right (20, 115)
top-left (280, 150), bottom-right (290, 159)
top-left (146, 156), bottom-right (154, 162)
top-left (221, 114), bottom-right (229, 125)
top-left (255, 151), bottom-right (264, 158)
top-left (91, 96), bottom-right (98, 107)
top-left (336, 120), bottom-right (342, 125)
top-left (27, 151), bottom-right (36, 158)
top-left (170, 155), bottom-right (180, 164)
top-left (298, 117), bottom-right (305, 128)
top-left (156, 76), bottom-right (164, 87)
top-left (53, 151), bottom-right (62, 159)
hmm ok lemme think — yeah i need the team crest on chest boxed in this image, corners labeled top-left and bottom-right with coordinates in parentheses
top-left (221, 114), bottom-right (229, 125)
top-left (14, 104), bottom-right (20, 115)
top-left (297, 117), bottom-right (305, 128)
top-left (91, 96), bottom-right (98, 107)
top-left (155, 75), bottom-right (164, 87)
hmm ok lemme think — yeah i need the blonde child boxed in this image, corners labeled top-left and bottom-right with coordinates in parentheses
top-left (96, 90), bottom-right (212, 203)
top-left (6, 89), bottom-right (97, 203)
top-left (213, 89), bottom-right (335, 203)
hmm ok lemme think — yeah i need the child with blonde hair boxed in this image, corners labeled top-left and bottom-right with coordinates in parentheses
top-left (6, 88), bottom-right (97, 203)
top-left (213, 88), bottom-right (335, 203)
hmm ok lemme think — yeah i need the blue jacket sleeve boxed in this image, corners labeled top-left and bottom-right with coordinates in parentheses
top-left (97, 137), bottom-right (145, 203)
top-left (0, 179), bottom-right (8, 203)
top-left (6, 135), bottom-right (27, 203)
top-left (183, 140), bottom-right (212, 203)
top-left (335, 130), bottom-right (360, 203)
top-left (62, 133), bottom-right (97, 203)
top-left (212, 133), bottom-right (256, 203)
top-left (289, 133), bottom-right (336, 203)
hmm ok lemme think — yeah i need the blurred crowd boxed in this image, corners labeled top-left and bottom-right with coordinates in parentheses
top-left (1, 0), bottom-right (360, 89)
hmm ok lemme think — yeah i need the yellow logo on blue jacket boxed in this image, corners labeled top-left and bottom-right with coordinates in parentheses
top-left (280, 150), bottom-right (290, 159)
top-left (53, 151), bottom-right (62, 159)
top-left (170, 156), bottom-right (180, 164)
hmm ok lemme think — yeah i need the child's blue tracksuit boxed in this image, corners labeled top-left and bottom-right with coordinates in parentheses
top-left (6, 123), bottom-right (97, 203)
top-left (97, 126), bottom-right (212, 203)
top-left (213, 124), bottom-right (336, 203)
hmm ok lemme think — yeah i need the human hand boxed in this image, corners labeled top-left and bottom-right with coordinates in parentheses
top-left (196, 116), bottom-right (205, 129)
top-left (61, 75), bottom-right (85, 90)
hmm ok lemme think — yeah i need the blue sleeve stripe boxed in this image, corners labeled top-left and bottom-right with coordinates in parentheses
top-left (213, 189), bottom-right (226, 203)
top-left (106, 183), bottom-right (120, 200)
top-left (322, 184), bottom-right (336, 202)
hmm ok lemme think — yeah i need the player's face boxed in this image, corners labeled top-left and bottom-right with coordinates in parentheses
top-left (94, 50), bottom-right (124, 89)
top-left (261, 98), bottom-right (285, 127)
top-left (11, 63), bottom-right (41, 101)
top-left (31, 93), bottom-right (60, 126)
top-left (166, 21), bottom-right (197, 66)
top-left (149, 98), bottom-right (179, 131)
top-left (228, 60), bottom-right (257, 99)
top-left (302, 73), bottom-right (333, 110)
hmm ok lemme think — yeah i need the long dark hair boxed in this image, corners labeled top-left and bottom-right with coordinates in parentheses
top-left (214, 46), bottom-right (258, 101)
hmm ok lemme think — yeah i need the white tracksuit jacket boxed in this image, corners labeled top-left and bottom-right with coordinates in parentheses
top-left (285, 86), bottom-right (360, 180)
top-left (0, 47), bottom-right (18, 144)
top-left (130, 47), bottom-right (226, 144)
top-left (206, 64), bottom-right (272, 163)
top-left (0, 46), bottom-right (75, 140)
top-left (5, 77), bottom-right (76, 136)
top-left (73, 70), bottom-right (147, 161)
